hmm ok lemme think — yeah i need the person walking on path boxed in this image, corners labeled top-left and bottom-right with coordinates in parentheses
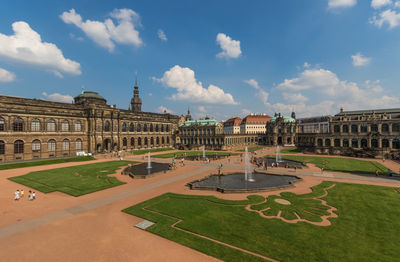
top-left (14, 190), bottom-right (20, 201)
top-left (20, 189), bottom-right (24, 199)
top-left (32, 191), bottom-right (36, 200)
top-left (375, 170), bottom-right (379, 176)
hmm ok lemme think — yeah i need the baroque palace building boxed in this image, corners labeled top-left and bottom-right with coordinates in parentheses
top-left (0, 80), bottom-right (179, 163)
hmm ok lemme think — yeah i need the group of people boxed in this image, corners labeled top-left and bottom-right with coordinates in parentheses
top-left (14, 189), bottom-right (36, 201)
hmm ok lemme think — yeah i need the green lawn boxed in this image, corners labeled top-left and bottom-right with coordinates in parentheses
top-left (153, 151), bottom-right (237, 159)
top-left (0, 156), bottom-right (95, 171)
top-left (237, 146), bottom-right (264, 152)
top-left (8, 161), bottom-right (135, 196)
top-left (280, 147), bottom-right (303, 153)
top-left (274, 155), bottom-right (388, 174)
top-left (123, 182), bottom-right (400, 262)
top-left (131, 147), bottom-right (174, 155)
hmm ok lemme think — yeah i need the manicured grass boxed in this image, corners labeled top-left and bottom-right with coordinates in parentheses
top-left (0, 156), bottom-right (95, 171)
top-left (280, 147), bottom-right (303, 153)
top-left (131, 147), bottom-right (174, 155)
top-left (153, 151), bottom-right (237, 159)
top-left (8, 161), bottom-right (136, 196)
top-left (274, 155), bottom-right (388, 174)
top-left (123, 182), bottom-right (400, 262)
top-left (237, 146), bottom-right (264, 152)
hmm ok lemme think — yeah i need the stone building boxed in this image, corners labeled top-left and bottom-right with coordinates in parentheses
top-left (239, 114), bottom-right (272, 134)
top-left (223, 117), bottom-right (242, 134)
top-left (309, 108), bottom-right (400, 158)
top-left (265, 112), bottom-right (297, 146)
top-left (296, 116), bottom-right (330, 148)
top-left (0, 81), bottom-right (179, 163)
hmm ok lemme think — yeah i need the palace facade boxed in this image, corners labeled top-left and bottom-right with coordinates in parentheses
top-left (0, 81), bottom-right (179, 163)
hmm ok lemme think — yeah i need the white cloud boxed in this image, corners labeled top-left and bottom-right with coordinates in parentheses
top-left (0, 21), bottom-right (81, 76)
top-left (198, 106), bottom-right (206, 113)
top-left (41, 92), bottom-right (74, 103)
top-left (328, 0), bottom-right (357, 8)
top-left (240, 108), bottom-right (252, 117)
top-left (371, 0), bottom-right (392, 9)
top-left (270, 66), bottom-right (400, 116)
top-left (244, 79), bottom-right (269, 106)
top-left (60, 8), bottom-right (143, 52)
top-left (282, 92), bottom-right (308, 103)
top-left (370, 8), bottom-right (400, 28)
top-left (351, 52), bottom-right (371, 66)
top-left (303, 62), bottom-right (311, 68)
top-left (0, 68), bottom-right (16, 83)
top-left (157, 29), bottom-right (167, 41)
top-left (154, 65), bottom-right (238, 105)
top-left (216, 33), bottom-right (242, 59)
top-left (157, 106), bottom-right (174, 114)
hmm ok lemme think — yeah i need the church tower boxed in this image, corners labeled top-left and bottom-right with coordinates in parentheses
top-left (131, 73), bottom-right (142, 112)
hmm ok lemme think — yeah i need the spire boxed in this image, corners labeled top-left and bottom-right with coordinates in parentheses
top-left (131, 72), bottom-right (142, 112)
top-left (134, 71), bottom-right (138, 87)
top-left (81, 85), bottom-right (84, 94)
top-left (187, 106), bottom-right (190, 115)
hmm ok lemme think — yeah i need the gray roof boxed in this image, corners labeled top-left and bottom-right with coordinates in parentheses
top-left (336, 108), bottom-right (400, 116)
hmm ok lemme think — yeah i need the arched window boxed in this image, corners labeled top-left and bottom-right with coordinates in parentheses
top-left (62, 139), bottom-right (70, 151)
top-left (138, 137), bottom-right (142, 146)
top-left (371, 139), bottom-right (378, 148)
top-left (156, 137), bottom-right (160, 145)
top-left (166, 125), bottom-right (170, 132)
top-left (155, 125), bottom-right (159, 132)
top-left (48, 139), bottom-right (56, 152)
top-left (393, 139), bottom-right (400, 149)
top-left (371, 124), bottom-right (378, 132)
top-left (167, 137), bottom-right (170, 144)
top-left (75, 121), bottom-right (82, 132)
top-left (150, 137), bottom-right (154, 145)
top-left (162, 137), bottom-right (165, 144)
top-left (382, 139), bottom-right (389, 148)
top-left (334, 139), bottom-right (340, 147)
top-left (30, 119), bottom-right (40, 132)
top-left (342, 125), bottom-right (348, 133)
top-left (137, 123), bottom-right (141, 132)
top-left (13, 117), bottom-right (23, 132)
top-left (76, 139), bottom-right (82, 151)
top-left (0, 140), bottom-right (5, 154)
top-left (0, 117), bottom-right (5, 131)
top-left (122, 122), bottom-right (127, 132)
top-left (130, 137), bottom-right (135, 146)
top-left (361, 139), bottom-right (368, 148)
top-left (14, 140), bottom-right (24, 153)
top-left (123, 137), bottom-right (127, 146)
top-left (47, 119), bottom-right (56, 132)
top-left (61, 120), bottom-right (69, 132)
top-left (144, 137), bottom-right (148, 145)
top-left (161, 125), bottom-right (164, 132)
top-left (343, 139), bottom-right (349, 147)
top-left (393, 123), bottom-right (400, 132)
top-left (317, 139), bottom-right (323, 146)
top-left (32, 139), bottom-right (41, 152)
top-left (351, 139), bottom-right (358, 148)
top-left (325, 139), bottom-right (331, 147)
top-left (104, 121), bottom-right (110, 132)
top-left (150, 124), bottom-right (154, 132)
top-left (143, 124), bottom-right (148, 132)
top-left (382, 124), bottom-right (389, 132)
top-left (129, 123), bottom-right (134, 132)
top-left (351, 125), bottom-right (358, 133)
top-left (360, 124), bottom-right (368, 133)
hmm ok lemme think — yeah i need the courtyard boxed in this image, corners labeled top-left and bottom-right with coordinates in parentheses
top-left (1, 147), bottom-right (400, 261)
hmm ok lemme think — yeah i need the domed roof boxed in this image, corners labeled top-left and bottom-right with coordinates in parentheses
top-left (74, 91), bottom-right (107, 105)
top-left (75, 91), bottom-right (105, 100)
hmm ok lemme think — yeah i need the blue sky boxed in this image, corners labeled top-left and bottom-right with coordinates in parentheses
top-left (0, 0), bottom-right (399, 120)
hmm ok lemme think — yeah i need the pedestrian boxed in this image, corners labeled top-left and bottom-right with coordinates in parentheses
top-left (181, 157), bottom-right (185, 166)
top-left (321, 167), bottom-right (324, 173)
top-left (20, 189), bottom-right (24, 198)
top-left (294, 166), bottom-right (297, 172)
top-left (375, 170), bottom-right (379, 176)
top-left (14, 190), bottom-right (20, 201)
top-left (32, 191), bottom-right (36, 200)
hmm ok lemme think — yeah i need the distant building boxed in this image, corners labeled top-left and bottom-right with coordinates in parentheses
top-left (265, 112), bottom-right (297, 146)
top-left (239, 114), bottom-right (272, 134)
top-left (296, 116), bottom-right (331, 148)
top-left (223, 117), bottom-right (242, 134)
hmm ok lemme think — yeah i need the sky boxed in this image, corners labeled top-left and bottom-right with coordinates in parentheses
top-left (0, 0), bottom-right (400, 120)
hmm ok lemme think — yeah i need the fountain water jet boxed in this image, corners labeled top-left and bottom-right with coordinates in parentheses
top-left (147, 152), bottom-right (152, 169)
top-left (276, 146), bottom-right (282, 164)
top-left (202, 146), bottom-right (206, 160)
top-left (245, 147), bottom-right (255, 182)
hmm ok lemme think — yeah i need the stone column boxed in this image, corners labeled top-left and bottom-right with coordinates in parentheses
top-left (378, 138), bottom-right (382, 148)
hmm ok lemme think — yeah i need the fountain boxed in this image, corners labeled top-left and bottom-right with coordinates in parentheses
top-left (202, 146), bottom-right (206, 160)
top-left (245, 147), bottom-right (255, 182)
top-left (147, 152), bottom-right (152, 169)
top-left (276, 145), bottom-right (282, 163)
